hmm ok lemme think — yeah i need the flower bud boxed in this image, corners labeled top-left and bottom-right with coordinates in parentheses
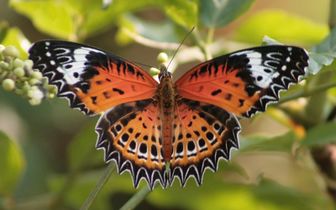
top-left (150, 67), bottom-right (160, 76)
top-left (157, 52), bottom-right (169, 64)
top-left (2, 78), bottom-right (15, 91)
top-left (28, 98), bottom-right (42, 106)
top-left (3, 46), bottom-right (19, 58)
top-left (13, 58), bottom-right (24, 68)
top-left (0, 45), bottom-right (5, 53)
top-left (24, 60), bottom-right (33, 70)
top-left (31, 71), bottom-right (43, 80)
top-left (27, 86), bottom-right (43, 100)
top-left (0, 61), bottom-right (9, 70)
top-left (13, 67), bottom-right (25, 77)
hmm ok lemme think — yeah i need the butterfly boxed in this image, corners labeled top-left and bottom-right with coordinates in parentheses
top-left (28, 40), bottom-right (309, 189)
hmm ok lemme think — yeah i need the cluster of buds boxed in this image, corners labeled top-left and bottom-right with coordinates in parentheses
top-left (0, 44), bottom-right (57, 105)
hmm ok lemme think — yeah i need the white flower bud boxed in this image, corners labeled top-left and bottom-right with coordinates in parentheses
top-left (3, 46), bottom-right (19, 58)
top-left (2, 78), bottom-right (15, 91)
top-left (13, 67), bottom-right (25, 77)
top-left (157, 52), bottom-right (169, 64)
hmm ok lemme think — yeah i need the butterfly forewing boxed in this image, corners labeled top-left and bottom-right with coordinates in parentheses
top-left (175, 46), bottom-right (309, 117)
top-left (29, 40), bottom-right (158, 115)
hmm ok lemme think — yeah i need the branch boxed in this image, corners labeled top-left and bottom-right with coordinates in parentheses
top-left (119, 187), bottom-right (152, 210)
top-left (80, 164), bottom-right (116, 210)
top-left (279, 82), bottom-right (336, 104)
top-left (122, 28), bottom-right (184, 50)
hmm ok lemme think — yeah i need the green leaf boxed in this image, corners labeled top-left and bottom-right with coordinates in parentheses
top-left (0, 131), bottom-right (25, 196)
top-left (163, 0), bottom-right (198, 28)
top-left (0, 21), bottom-right (30, 58)
top-left (10, 0), bottom-right (160, 41)
top-left (68, 120), bottom-right (103, 171)
top-left (234, 10), bottom-right (328, 46)
top-left (48, 170), bottom-right (111, 210)
top-left (0, 22), bottom-right (9, 42)
top-left (302, 122), bottom-right (336, 146)
top-left (239, 132), bottom-right (297, 153)
top-left (200, 0), bottom-right (255, 28)
top-left (262, 35), bottom-right (283, 45)
top-left (148, 178), bottom-right (332, 210)
top-left (309, 27), bottom-right (336, 74)
top-left (1, 27), bottom-right (30, 59)
top-left (10, 0), bottom-right (77, 40)
top-left (116, 15), bottom-right (181, 45)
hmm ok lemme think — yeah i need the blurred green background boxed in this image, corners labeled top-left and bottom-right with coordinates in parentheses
top-left (1, 0), bottom-right (336, 210)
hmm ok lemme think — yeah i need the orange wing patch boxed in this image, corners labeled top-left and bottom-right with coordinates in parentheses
top-left (96, 100), bottom-right (166, 189)
top-left (176, 63), bottom-right (261, 116)
top-left (169, 99), bottom-right (241, 186)
top-left (29, 40), bottom-right (158, 116)
top-left (75, 62), bottom-right (157, 114)
top-left (176, 46), bottom-right (308, 117)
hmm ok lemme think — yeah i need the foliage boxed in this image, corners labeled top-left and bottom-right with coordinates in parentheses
top-left (0, 131), bottom-right (25, 196)
top-left (0, 0), bottom-right (336, 210)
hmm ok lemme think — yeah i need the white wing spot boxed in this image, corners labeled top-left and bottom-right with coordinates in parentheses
top-left (286, 57), bottom-right (291, 62)
top-left (46, 52), bottom-right (51, 57)
top-left (54, 47), bottom-right (103, 85)
top-left (234, 51), bottom-right (280, 88)
top-left (281, 65), bottom-right (287, 71)
top-left (50, 60), bottom-right (55, 65)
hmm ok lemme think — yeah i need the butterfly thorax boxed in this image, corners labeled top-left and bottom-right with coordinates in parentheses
top-left (158, 67), bottom-right (175, 163)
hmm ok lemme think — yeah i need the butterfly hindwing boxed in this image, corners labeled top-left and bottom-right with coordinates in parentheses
top-left (169, 99), bottom-right (240, 186)
top-left (96, 100), bottom-right (166, 189)
top-left (29, 40), bottom-right (158, 115)
top-left (175, 45), bottom-right (309, 117)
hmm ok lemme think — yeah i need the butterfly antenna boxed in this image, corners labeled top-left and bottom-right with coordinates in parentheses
top-left (166, 26), bottom-right (195, 70)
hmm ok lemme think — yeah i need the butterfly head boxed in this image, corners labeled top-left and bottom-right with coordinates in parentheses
top-left (158, 64), bottom-right (172, 81)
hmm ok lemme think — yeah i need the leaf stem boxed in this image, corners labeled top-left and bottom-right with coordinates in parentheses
top-left (279, 81), bottom-right (336, 104)
top-left (122, 28), bottom-right (183, 50)
top-left (119, 187), bottom-right (152, 210)
top-left (329, 0), bottom-right (336, 28)
top-left (191, 29), bottom-right (212, 60)
top-left (80, 163), bottom-right (116, 210)
top-left (206, 27), bottom-right (215, 45)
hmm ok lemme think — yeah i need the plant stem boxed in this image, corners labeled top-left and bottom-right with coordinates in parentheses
top-left (206, 27), bottom-right (215, 45)
top-left (279, 81), bottom-right (336, 104)
top-left (119, 187), bottom-right (152, 210)
top-left (80, 163), bottom-right (116, 210)
top-left (191, 29), bottom-right (212, 60)
top-left (329, 0), bottom-right (336, 28)
top-left (49, 170), bottom-right (78, 210)
top-left (122, 28), bottom-right (182, 50)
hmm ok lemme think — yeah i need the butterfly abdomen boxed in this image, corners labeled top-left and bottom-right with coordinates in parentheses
top-left (159, 74), bottom-right (175, 162)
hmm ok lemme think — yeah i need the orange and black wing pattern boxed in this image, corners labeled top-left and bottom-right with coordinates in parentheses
top-left (175, 46), bottom-right (309, 117)
top-left (29, 40), bottom-right (158, 115)
top-left (96, 99), bottom-right (167, 189)
top-left (168, 98), bottom-right (240, 186)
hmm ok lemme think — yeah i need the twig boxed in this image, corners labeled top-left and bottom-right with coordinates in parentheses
top-left (80, 163), bottom-right (116, 210)
top-left (329, 0), bottom-right (336, 28)
top-left (122, 28), bottom-right (183, 50)
top-left (119, 187), bottom-right (152, 210)
top-left (279, 82), bottom-right (336, 104)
